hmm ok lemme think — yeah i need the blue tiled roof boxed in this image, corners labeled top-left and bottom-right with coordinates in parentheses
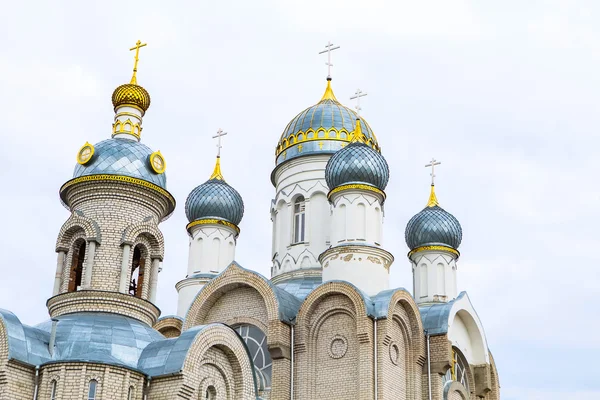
top-left (419, 292), bottom-right (467, 335)
top-left (35, 312), bottom-right (164, 369)
top-left (0, 309), bottom-right (51, 366)
top-left (72, 138), bottom-right (166, 189)
top-left (275, 276), bottom-right (322, 301)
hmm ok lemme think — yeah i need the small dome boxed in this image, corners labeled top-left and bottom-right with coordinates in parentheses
top-left (185, 158), bottom-right (244, 226)
top-left (72, 138), bottom-right (166, 188)
top-left (325, 133), bottom-right (389, 191)
top-left (275, 80), bottom-right (380, 166)
top-left (112, 83), bottom-right (151, 113)
top-left (405, 186), bottom-right (462, 251)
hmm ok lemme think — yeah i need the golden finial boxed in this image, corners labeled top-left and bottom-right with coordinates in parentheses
top-left (129, 40), bottom-right (147, 85)
top-left (320, 79), bottom-right (338, 102)
top-left (426, 184), bottom-right (439, 207)
top-left (349, 118), bottom-right (367, 143)
top-left (210, 156), bottom-right (224, 180)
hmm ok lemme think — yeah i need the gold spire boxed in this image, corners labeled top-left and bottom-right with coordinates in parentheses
top-left (320, 79), bottom-right (338, 102)
top-left (349, 118), bottom-right (367, 143)
top-left (129, 40), bottom-right (147, 85)
top-left (210, 156), bottom-right (224, 180)
top-left (426, 184), bottom-right (439, 207)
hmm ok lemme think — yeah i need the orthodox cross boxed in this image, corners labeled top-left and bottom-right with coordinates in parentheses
top-left (129, 40), bottom-right (147, 84)
top-left (212, 128), bottom-right (228, 157)
top-left (425, 158), bottom-right (441, 185)
top-left (319, 41), bottom-right (340, 80)
top-left (350, 89), bottom-right (368, 116)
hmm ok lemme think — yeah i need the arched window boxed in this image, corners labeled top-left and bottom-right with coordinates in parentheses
top-left (293, 196), bottom-right (306, 244)
top-left (127, 386), bottom-right (134, 400)
top-left (443, 347), bottom-right (470, 393)
top-left (205, 386), bottom-right (217, 399)
top-left (87, 379), bottom-right (98, 400)
top-left (129, 246), bottom-right (146, 298)
top-left (234, 324), bottom-right (272, 391)
top-left (68, 240), bottom-right (86, 292)
top-left (50, 380), bottom-right (57, 400)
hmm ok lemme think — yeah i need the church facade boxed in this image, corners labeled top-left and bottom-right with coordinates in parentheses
top-left (0, 43), bottom-right (500, 400)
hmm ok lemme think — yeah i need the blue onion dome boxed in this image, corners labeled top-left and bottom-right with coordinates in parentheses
top-left (71, 138), bottom-right (166, 188)
top-left (274, 79), bottom-right (380, 167)
top-left (185, 157), bottom-right (244, 228)
top-left (325, 119), bottom-right (390, 192)
top-left (405, 185), bottom-right (462, 255)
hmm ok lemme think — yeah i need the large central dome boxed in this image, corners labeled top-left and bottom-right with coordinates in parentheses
top-left (275, 80), bottom-right (380, 166)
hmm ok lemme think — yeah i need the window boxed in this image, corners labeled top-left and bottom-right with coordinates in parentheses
top-left (443, 348), bottom-right (470, 393)
top-left (293, 196), bottom-right (306, 244)
top-left (88, 380), bottom-right (98, 400)
top-left (68, 241), bottom-right (86, 292)
top-left (50, 380), bottom-right (57, 400)
top-left (127, 386), bottom-right (134, 400)
top-left (234, 324), bottom-right (272, 390)
top-left (129, 246), bottom-right (146, 298)
top-left (205, 386), bottom-right (216, 399)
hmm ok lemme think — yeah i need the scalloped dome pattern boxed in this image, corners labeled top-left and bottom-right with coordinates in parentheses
top-left (405, 205), bottom-right (462, 250)
top-left (185, 179), bottom-right (244, 225)
top-left (112, 83), bottom-right (151, 112)
top-left (325, 142), bottom-right (389, 190)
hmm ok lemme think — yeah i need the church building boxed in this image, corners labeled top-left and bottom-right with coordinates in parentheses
top-left (0, 42), bottom-right (500, 399)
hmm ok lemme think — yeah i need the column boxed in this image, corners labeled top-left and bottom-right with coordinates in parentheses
top-left (119, 244), bottom-right (131, 293)
top-left (83, 241), bottom-right (96, 288)
top-left (149, 258), bottom-right (160, 303)
top-left (53, 251), bottom-right (66, 296)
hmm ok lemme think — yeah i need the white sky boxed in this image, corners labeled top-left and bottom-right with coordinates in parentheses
top-left (0, 1), bottom-right (597, 398)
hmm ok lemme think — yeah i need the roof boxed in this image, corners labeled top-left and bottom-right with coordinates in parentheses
top-left (275, 276), bottom-right (322, 301)
top-left (419, 292), bottom-right (467, 335)
top-left (0, 309), bottom-right (51, 366)
top-left (72, 138), bottom-right (166, 189)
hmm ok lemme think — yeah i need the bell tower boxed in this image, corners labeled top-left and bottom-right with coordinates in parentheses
top-left (50, 41), bottom-right (175, 326)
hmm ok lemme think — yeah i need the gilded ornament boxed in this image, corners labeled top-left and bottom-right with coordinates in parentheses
top-left (408, 245), bottom-right (459, 258)
top-left (112, 84), bottom-right (151, 114)
top-left (186, 218), bottom-right (240, 235)
top-left (367, 256), bottom-right (381, 264)
top-left (342, 254), bottom-right (353, 262)
top-left (77, 142), bottom-right (95, 165)
top-left (149, 151), bottom-right (166, 174)
top-left (328, 183), bottom-right (386, 200)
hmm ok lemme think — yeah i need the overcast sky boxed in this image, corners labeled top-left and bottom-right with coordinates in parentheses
top-left (0, 1), bottom-right (597, 399)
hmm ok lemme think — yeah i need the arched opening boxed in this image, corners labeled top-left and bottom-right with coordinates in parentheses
top-left (68, 240), bottom-right (86, 292)
top-left (87, 379), bottom-right (98, 400)
top-left (127, 386), bottom-right (134, 400)
top-left (443, 347), bottom-right (470, 394)
top-left (233, 324), bottom-right (272, 391)
top-left (129, 245), bottom-right (146, 298)
top-left (293, 196), bottom-right (306, 244)
top-left (50, 379), bottom-right (58, 400)
top-left (204, 385), bottom-right (217, 399)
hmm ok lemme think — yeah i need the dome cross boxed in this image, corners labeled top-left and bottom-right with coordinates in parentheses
top-left (425, 158), bottom-right (441, 186)
top-left (129, 40), bottom-right (147, 85)
top-left (212, 128), bottom-right (228, 158)
top-left (319, 41), bottom-right (340, 80)
top-left (350, 89), bottom-right (368, 116)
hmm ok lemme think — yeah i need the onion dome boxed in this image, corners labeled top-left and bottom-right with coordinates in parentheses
top-left (185, 157), bottom-right (244, 230)
top-left (325, 119), bottom-right (389, 194)
top-left (72, 138), bottom-right (166, 188)
top-left (405, 185), bottom-right (462, 256)
top-left (112, 83), bottom-right (151, 114)
top-left (274, 79), bottom-right (380, 167)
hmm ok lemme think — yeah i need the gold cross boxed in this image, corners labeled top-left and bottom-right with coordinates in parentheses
top-left (129, 40), bottom-right (147, 84)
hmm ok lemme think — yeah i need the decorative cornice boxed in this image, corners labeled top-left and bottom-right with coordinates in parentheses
top-left (186, 218), bottom-right (240, 235)
top-left (408, 245), bottom-right (460, 258)
top-left (328, 183), bottom-right (386, 201)
top-left (60, 174), bottom-right (175, 209)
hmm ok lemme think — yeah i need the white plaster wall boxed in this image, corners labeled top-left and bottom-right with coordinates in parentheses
top-left (271, 155), bottom-right (331, 278)
top-left (447, 296), bottom-right (490, 365)
top-left (411, 251), bottom-right (458, 303)
top-left (330, 190), bottom-right (383, 245)
top-left (321, 246), bottom-right (393, 296)
top-left (176, 278), bottom-right (207, 317)
top-left (187, 224), bottom-right (236, 276)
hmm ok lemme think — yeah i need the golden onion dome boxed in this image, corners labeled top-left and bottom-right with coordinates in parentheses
top-left (111, 83), bottom-right (151, 114)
